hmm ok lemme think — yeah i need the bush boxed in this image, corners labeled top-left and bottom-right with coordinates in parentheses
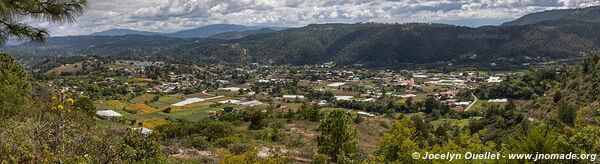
top-left (269, 119), bottom-right (286, 129)
top-left (248, 109), bottom-right (266, 130)
top-left (312, 154), bottom-right (331, 164)
top-left (215, 136), bottom-right (240, 148)
top-left (378, 120), bottom-right (389, 129)
top-left (353, 114), bottom-right (364, 124)
top-left (162, 107), bottom-right (172, 113)
top-left (187, 135), bottom-right (210, 150)
top-left (285, 135), bottom-right (308, 148)
top-left (227, 143), bottom-right (251, 155)
top-left (256, 128), bottom-right (286, 142)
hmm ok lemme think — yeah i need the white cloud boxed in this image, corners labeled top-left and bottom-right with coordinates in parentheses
top-left (35, 0), bottom-right (600, 36)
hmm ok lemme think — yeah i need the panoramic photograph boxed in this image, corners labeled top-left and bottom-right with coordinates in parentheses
top-left (2, 0), bottom-right (600, 163)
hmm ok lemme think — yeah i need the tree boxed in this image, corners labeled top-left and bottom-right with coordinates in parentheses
top-left (559, 103), bottom-right (576, 126)
top-left (73, 97), bottom-right (95, 115)
top-left (0, 53), bottom-right (31, 118)
top-left (0, 0), bottom-right (88, 44)
top-left (375, 118), bottom-right (420, 162)
top-left (0, 0), bottom-right (88, 118)
top-left (119, 129), bottom-right (164, 162)
top-left (317, 109), bottom-right (358, 163)
top-left (248, 108), bottom-right (266, 130)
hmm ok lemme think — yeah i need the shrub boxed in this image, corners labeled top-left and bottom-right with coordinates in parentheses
top-left (162, 107), bottom-right (172, 113)
top-left (215, 136), bottom-right (240, 148)
top-left (256, 128), bottom-right (286, 142)
top-left (187, 135), bottom-right (210, 150)
top-left (285, 135), bottom-right (308, 148)
top-left (227, 143), bottom-right (251, 155)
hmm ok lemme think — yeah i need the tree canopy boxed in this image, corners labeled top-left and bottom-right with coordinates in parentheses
top-left (0, 0), bottom-right (88, 44)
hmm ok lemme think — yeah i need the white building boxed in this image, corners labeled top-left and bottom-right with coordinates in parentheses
top-left (283, 95), bottom-right (305, 99)
top-left (239, 100), bottom-right (263, 107)
top-left (488, 98), bottom-right (508, 103)
top-left (96, 110), bottom-right (122, 117)
top-left (455, 101), bottom-right (471, 106)
top-left (360, 98), bottom-right (374, 102)
top-left (335, 95), bottom-right (354, 101)
top-left (487, 77), bottom-right (502, 83)
top-left (218, 87), bottom-right (242, 92)
top-left (327, 82), bottom-right (346, 87)
top-left (357, 111), bottom-right (375, 117)
top-left (399, 94), bottom-right (417, 98)
top-left (133, 127), bottom-right (152, 135)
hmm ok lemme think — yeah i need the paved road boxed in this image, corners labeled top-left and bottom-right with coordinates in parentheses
top-left (464, 93), bottom-right (478, 111)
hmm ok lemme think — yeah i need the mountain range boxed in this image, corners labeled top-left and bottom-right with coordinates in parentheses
top-left (502, 6), bottom-right (600, 26)
top-left (89, 24), bottom-right (287, 39)
top-left (5, 6), bottom-right (600, 69)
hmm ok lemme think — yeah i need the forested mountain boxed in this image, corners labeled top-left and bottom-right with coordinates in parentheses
top-left (5, 21), bottom-right (600, 68)
top-left (208, 28), bottom-right (277, 40)
top-left (89, 29), bottom-right (161, 36)
top-left (90, 24), bottom-right (287, 39)
top-left (502, 6), bottom-right (600, 26)
top-left (166, 24), bottom-right (273, 38)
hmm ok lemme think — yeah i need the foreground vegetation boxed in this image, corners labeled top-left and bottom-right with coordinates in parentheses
top-left (2, 52), bottom-right (600, 163)
top-left (1, 2), bottom-right (599, 162)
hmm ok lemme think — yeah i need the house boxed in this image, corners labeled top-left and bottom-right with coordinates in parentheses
top-left (440, 91), bottom-right (458, 99)
top-left (96, 110), bottom-right (122, 117)
top-left (487, 77), bottom-right (502, 83)
top-left (132, 127), bottom-right (152, 135)
top-left (357, 111), bottom-right (375, 117)
top-left (239, 100), bottom-right (263, 107)
top-left (317, 100), bottom-right (329, 106)
top-left (257, 79), bottom-right (270, 83)
top-left (334, 95), bottom-right (354, 101)
top-left (396, 79), bottom-right (415, 87)
top-left (326, 82), bottom-right (351, 90)
top-left (454, 101), bottom-right (471, 106)
top-left (399, 94), bottom-right (417, 98)
top-left (283, 95), bottom-right (305, 100)
top-left (216, 80), bottom-right (229, 84)
top-left (445, 99), bottom-right (456, 105)
top-left (488, 98), bottom-right (508, 103)
top-left (219, 87), bottom-right (242, 92)
top-left (360, 98), bottom-right (374, 102)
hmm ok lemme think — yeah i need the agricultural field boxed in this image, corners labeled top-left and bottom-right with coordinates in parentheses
top-left (94, 94), bottom-right (249, 128)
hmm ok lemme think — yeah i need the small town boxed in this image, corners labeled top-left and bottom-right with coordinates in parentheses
top-left (3, 1), bottom-right (599, 163)
top-left (45, 59), bottom-right (512, 130)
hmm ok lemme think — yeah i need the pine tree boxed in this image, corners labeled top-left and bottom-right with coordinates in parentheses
top-left (317, 109), bottom-right (358, 163)
top-left (0, 0), bottom-right (88, 44)
top-left (0, 53), bottom-right (30, 118)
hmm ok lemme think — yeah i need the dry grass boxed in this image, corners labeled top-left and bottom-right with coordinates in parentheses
top-left (141, 117), bottom-right (169, 128)
top-left (128, 103), bottom-right (159, 114)
top-left (95, 100), bottom-right (128, 110)
top-left (353, 117), bottom-right (390, 153)
top-left (131, 94), bottom-right (157, 104)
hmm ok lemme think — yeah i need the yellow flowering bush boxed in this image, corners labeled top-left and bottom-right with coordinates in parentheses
top-left (67, 98), bottom-right (75, 105)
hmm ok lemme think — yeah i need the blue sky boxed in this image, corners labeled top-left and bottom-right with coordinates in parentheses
top-left (33, 0), bottom-right (600, 36)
